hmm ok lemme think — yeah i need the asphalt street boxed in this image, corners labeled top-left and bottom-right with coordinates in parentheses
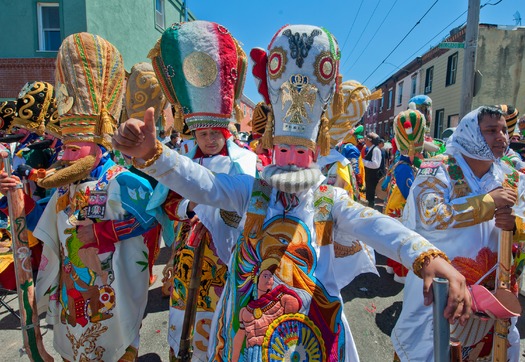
top-left (1, 247), bottom-right (525, 361)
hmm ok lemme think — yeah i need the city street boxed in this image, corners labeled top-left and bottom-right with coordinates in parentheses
top-left (1, 247), bottom-right (525, 361)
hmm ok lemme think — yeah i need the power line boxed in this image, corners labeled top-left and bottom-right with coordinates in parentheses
top-left (340, 0), bottom-right (364, 52)
top-left (343, 0), bottom-right (399, 74)
top-left (341, 0), bottom-right (384, 70)
top-left (362, 0), bottom-right (440, 84)
top-left (367, 0), bottom-right (502, 87)
top-left (397, 13), bottom-right (467, 73)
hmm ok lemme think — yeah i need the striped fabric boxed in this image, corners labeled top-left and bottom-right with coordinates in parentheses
top-left (149, 21), bottom-right (247, 131)
top-left (326, 80), bottom-right (374, 147)
top-left (498, 104), bottom-right (519, 135)
top-left (394, 109), bottom-right (425, 155)
top-left (56, 32), bottom-right (125, 150)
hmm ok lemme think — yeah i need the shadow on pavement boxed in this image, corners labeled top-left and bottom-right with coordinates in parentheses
top-left (138, 352), bottom-right (163, 361)
top-left (376, 301), bottom-right (403, 336)
top-left (341, 253), bottom-right (404, 303)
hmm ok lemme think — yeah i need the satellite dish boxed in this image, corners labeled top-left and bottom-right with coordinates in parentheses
top-left (514, 11), bottom-right (521, 26)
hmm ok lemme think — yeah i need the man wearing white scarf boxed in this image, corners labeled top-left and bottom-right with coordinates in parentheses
top-left (392, 106), bottom-right (525, 361)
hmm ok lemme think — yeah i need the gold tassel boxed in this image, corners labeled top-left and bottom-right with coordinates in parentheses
top-left (172, 103), bottom-right (185, 133)
top-left (261, 109), bottom-right (274, 150)
top-left (315, 221), bottom-right (333, 246)
top-left (98, 107), bottom-right (116, 135)
top-left (234, 103), bottom-right (244, 124)
top-left (331, 74), bottom-right (345, 117)
top-left (318, 114), bottom-right (331, 157)
top-left (243, 213), bottom-right (266, 240)
top-left (147, 37), bottom-right (162, 59)
top-left (98, 107), bottom-right (117, 150)
top-left (366, 89), bottom-right (383, 101)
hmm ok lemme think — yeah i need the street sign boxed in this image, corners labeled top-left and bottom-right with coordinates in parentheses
top-left (438, 42), bottom-right (465, 49)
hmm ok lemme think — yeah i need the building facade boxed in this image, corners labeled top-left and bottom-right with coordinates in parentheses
top-left (0, 0), bottom-right (256, 133)
top-left (0, 0), bottom-right (192, 99)
top-left (363, 24), bottom-right (525, 141)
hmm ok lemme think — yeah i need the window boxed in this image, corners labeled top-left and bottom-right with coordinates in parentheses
top-left (411, 75), bottom-right (417, 97)
top-left (448, 114), bottom-right (459, 128)
top-left (397, 82), bottom-right (403, 105)
top-left (37, 3), bottom-right (60, 51)
top-left (387, 89), bottom-right (393, 110)
top-left (446, 52), bottom-right (458, 86)
top-left (379, 94), bottom-right (384, 112)
top-left (424, 67), bottom-right (433, 94)
top-left (155, 0), bottom-right (165, 29)
top-left (434, 109), bottom-right (445, 139)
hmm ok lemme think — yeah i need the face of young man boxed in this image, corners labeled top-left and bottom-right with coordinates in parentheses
top-left (479, 114), bottom-right (508, 158)
top-left (194, 129), bottom-right (226, 156)
top-left (273, 144), bottom-right (315, 169)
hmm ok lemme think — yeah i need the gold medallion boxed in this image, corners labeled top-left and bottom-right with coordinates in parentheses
top-left (183, 52), bottom-right (218, 88)
top-left (254, 308), bottom-right (263, 319)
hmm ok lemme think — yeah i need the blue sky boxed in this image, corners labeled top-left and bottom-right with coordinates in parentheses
top-left (185, 0), bottom-right (525, 103)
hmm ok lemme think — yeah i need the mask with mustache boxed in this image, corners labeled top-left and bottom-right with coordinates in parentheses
top-left (37, 155), bottom-right (98, 189)
top-left (261, 164), bottom-right (322, 194)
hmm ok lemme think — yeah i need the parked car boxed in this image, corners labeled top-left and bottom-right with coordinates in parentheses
top-left (441, 127), bottom-right (456, 142)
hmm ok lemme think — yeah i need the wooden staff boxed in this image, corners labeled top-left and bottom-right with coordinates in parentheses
top-left (176, 221), bottom-right (208, 362)
top-left (1, 148), bottom-right (53, 361)
top-left (492, 229), bottom-right (513, 362)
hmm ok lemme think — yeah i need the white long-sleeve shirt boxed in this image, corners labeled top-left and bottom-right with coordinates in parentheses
top-left (362, 145), bottom-right (382, 169)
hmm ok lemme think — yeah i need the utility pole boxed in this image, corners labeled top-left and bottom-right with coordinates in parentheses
top-left (184, 0), bottom-right (188, 21)
top-left (459, 0), bottom-right (480, 118)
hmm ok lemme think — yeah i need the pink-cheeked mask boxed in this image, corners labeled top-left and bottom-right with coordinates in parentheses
top-left (273, 144), bottom-right (317, 169)
top-left (61, 141), bottom-right (102, 164)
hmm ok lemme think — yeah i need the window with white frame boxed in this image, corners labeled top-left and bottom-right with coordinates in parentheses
top-left (397, 82), bottom-right (403, 105)
top-left (446, 52), bottom-right (458, 86)
top-left (155, 0), bottom-right (165, 29)
top-left (387, 89), bottom-right (393, 110)
top-left (379, 94), bottom-right (384, 112)
top-left (434, 109), bottom-right (445, 138)
top-left (37, 3), bottom-right (60, 51)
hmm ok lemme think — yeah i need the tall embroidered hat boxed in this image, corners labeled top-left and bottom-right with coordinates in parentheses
top-left (148, 20), bottom-right (247, 133)
top-left (55, 32), bottom-right (125, 150)
top-left (497, 104), bottom-right (519, 135)
top-left (251, 24), bottom-right (342, 156)
top-left (409, 94), bottom-right (432, 126)
top-left (12, 81), bottom-right (58, 136)
top-left (0, 100), bottom-right (16, 132)
top-left (124, 62), bottom-right (168, 124)
top-left (249, 102), bottom-right (271, 139)
top-left (325, 80), bottom-right (381, 147)
top-left (394, 109), bottom-right (425, 163)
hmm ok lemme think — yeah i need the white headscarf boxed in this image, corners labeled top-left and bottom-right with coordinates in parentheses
top-left (445, 107), bottom-right (499, 161)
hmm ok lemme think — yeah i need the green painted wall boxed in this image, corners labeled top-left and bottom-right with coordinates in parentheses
top-left (85, 0), bottom-right (193, 71)
top-left (0, 0), bottom-right (194, 66)
top-left (0, 0), bottom-right (86, 58)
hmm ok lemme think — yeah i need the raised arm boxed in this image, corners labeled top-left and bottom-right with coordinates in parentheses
top-left (332, 189), bottom-right (470, 325)
top-left (112, 108), bottom-right (252, 216)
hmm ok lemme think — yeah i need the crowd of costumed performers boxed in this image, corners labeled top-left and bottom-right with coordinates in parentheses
top-left (1, 20), bottom-right (525, 362)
